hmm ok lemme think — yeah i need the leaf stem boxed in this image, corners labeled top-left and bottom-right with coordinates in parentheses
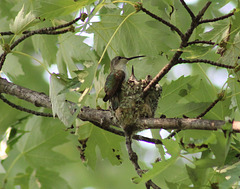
top-left (98, 11), bottom-right (136, 65)
top-left (12, 51), bottom-right (51, 74)
top-left (112, 0), bottom-right (135, 6)
top-left (230, 144), bottom-right (240, 153)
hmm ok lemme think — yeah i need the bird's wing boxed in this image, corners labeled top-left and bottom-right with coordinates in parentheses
top-left (103, 70), bottom-right (125, 102)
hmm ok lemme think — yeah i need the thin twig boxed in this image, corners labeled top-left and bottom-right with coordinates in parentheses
top-left (178, 58), bottom-right (235, 69)
top-left (89, 120), bottom-right (163, 144)
top-left (10, 28), bottom-right (73, 50)
top-left (0, 94), bottom-right (53, 117)
top-left (0, 31), bottom-right (14, 36)
top-left (180, 0), bottom-right (195, 20)
top-left (125, 134), bottom-right (143, 175)
top-left (0, 13), bottom-right (86, 36)
top-left (1, 29), bottom-right (71, 70)
top-left (199, 11), bottom-right (235, 24)
top-left (143, 51), bottom-right (183, 95)
top-left (196, 99), bottom-right (220, 119)
top-left (187, 40), bottom-right (215, 46)
top-left (167, 129), bottom-right (181, 139)
top-left (183, 1), bottom-right (212, 47)
top-left (125, 133), bottom-right (160, 189)
top-left (140, 6), bottom-right (184, 39)
top-left (0, 52), bottom-right (7, 71)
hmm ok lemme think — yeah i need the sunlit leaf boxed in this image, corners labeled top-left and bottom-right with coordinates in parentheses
top-left (10, 5), bottom-right (39, 34)
top-left (50, 74), bottom-right (76, 126)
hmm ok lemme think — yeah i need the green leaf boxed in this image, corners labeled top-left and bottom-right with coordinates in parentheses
top-left (219, 32), bottom-right (240, 66)
top-left (133, 139), bottom-right (180, 184)
top-left (10, 5), bottom-right (38, 35)
top-left (94, 65), bottom-right (107, 100)
top-left (219, 162), bottom-right (240, 188)
top-left (208, 131), bottom-right (230, 166)
top-left (199, 20), bottom-right (230, 43)
top-left (31, 33), bottom-right (58, 66)
top-left (84, 125), bottom-right (123, 169)
top-left (37, 167), bottom-right (71, 189)
top-left (2, 116), bottom-right (70, 188)
top-left (178, 130), bottom-right (217, 153)
top-left (157, 76), bottom-right (198, 117)
top-left (185, 165), bottom-right (216, 187)
top-left (88, 3), bottom-right (180, 58)
top-left (57, 33), bottom-right (96, 77)
top-left (50, 74), bottom-right (76, 126)
top-left (181, 45), bottom-right (213, 59)
top-left (2, 54), bottom-right (24, 79)
top-left (15, 167), bottom-right (71, 189)
top-left (37, 0), bottom-right (96, 19)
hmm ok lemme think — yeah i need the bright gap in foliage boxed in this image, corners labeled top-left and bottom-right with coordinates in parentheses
top-left (219, 2), bottom-right (236, 14)
top-left (206, 67), bottom-right (228, 88)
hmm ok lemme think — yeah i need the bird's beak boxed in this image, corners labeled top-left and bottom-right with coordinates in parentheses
top-left (126, 55), bottom-right (145, 61)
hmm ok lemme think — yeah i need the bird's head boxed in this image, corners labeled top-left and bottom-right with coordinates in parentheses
top-left (110, 55), bottom-right (145, 72)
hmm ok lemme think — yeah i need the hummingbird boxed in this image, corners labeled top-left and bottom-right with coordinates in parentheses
top-left (103, 55), bottom-right (144, 110)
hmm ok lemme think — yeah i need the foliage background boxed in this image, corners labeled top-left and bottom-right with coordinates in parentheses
top-left (0, 0), bottom-right (240, 188)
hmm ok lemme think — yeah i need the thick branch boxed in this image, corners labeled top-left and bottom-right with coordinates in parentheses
top-left (0, 78), bottom-right (162, 144)
top-left (0, 78), bottom-right (51, 109)
top-left (138, 118), bottom-right (240, 131)
top-left (1, 78), bottom-right (240, 133)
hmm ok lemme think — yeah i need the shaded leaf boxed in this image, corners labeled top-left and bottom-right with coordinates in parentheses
top-left (37, 0), bottom-right (96, 19)
top-left (219, 32), bottom-right (240, 66)
top-left (84, 125), bottom-right (123, 169)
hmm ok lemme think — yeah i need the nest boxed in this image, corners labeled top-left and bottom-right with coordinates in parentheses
top-left (113, 71), bottom-right (162, 134)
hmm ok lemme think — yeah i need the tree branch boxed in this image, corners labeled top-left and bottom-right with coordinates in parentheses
top-left (143, 2), bottom-right (212, 96)
top-left (0, 78), bottom-right (163, 144)
top-left (84, 114), bottom-right (163, 144)
top-left (140, 6), bottom-right (184, 39)
top-left (180, 0), bottom-right (195, 20)
top-left (178, 58), bottom-right (235, 69)
top-left (138, 118), bottom-right (240, 131)
top-left (0, 14), bottom-right (86, 70)
top-left (1, 78), bottom-right (240, 133)
top-left (196, 98), bottom-right (220, 119)
top-left (187, 40), bottom-right (215, 46)
top-left (125, 134), bottom-right (160, 189)
top-left (0, 94), bottom-right (53, 117)
top-left (182, 1), bottom-right (212, 47)
top-left (0, 52), bottom-right (7, 71)
top-left (199, 10), bottom-right (235, 24)
top-left (0, 13), bottom-right (87, 36)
